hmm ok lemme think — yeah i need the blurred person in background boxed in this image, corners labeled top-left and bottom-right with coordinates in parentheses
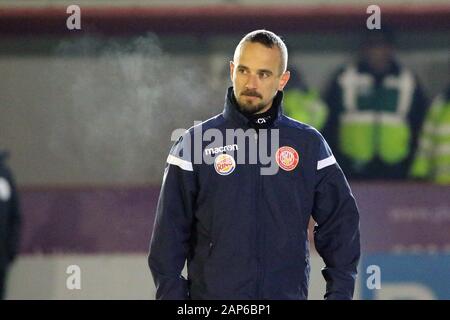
top-left (283, 65), bottom-right (328, 131)
top-left (0, 150), bottom-right (21, 299)
top-left (411, 84), bottom-right (450, 184)
top-left (322, 28), bottom-right (429, 180)
top-left (149, 30), bottom-right (360, 300)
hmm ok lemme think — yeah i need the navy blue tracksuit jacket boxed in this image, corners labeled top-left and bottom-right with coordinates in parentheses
top-left (149, 87), bottom-right (360, 300)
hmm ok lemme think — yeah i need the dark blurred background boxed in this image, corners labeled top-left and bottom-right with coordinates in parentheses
top-left (0, 0), bottom-right (449, 299)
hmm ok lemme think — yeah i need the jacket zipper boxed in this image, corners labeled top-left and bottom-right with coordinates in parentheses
top-left (254, 130), bottom-right (264, 299)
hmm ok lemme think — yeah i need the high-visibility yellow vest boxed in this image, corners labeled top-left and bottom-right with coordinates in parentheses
top-left (283, 88), bottom-right (328, 131)
top-left (337, 65), bottom-right (416, 165)
top-left (411, 92), bottom-right (450, 184)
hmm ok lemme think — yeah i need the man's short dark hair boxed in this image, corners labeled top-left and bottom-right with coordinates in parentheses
top-left (234, 29), bottom-right (288, 74)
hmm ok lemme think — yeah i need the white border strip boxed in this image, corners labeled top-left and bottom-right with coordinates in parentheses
top-left (167, 154), bottom-right (193, 171)
top-left (317, 155), bottom-right (336, 170)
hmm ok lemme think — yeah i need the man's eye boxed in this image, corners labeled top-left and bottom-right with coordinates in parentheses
top-left (259, 72), bottom-right (270, 78)
top-left (238, 69), bottom-right (246, 74)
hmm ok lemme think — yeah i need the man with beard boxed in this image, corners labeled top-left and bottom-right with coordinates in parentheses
top-left (149, 30), bottom-right (360, 300)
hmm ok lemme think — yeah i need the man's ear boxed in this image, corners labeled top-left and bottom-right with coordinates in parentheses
top-left (278, 71), bottom-right (290, 91)
top-left (229, 61), bottom-right (235, 82)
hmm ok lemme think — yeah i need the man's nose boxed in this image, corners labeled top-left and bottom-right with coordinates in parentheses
top-left (245, 74), bottom-right (258, 89)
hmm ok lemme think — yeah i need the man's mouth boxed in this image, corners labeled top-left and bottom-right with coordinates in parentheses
top-left (242, 92), bottom-right (261, 99)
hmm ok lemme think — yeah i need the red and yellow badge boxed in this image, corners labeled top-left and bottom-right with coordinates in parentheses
top-left (214, 154), bottom-right (236, 175)
top-left (276, 146), bottom-right (299, 171)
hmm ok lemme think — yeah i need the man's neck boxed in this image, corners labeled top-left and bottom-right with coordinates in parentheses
top-left (254, 101), bottom-right (273, 115)
top-left (245, 101), bottom-right (279, 129)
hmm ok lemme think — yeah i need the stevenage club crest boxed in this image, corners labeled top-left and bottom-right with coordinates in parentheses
top-left (276, 146), bottom-right (299, 171)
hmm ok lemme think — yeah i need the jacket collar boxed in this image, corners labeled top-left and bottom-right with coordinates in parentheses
top-left (222, 87), bottom-right (284, 129)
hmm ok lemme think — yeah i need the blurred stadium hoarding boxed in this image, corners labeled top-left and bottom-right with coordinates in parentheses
top-left (6, 183), bottom-right (449, 299)
top-left (1, 3), bottom-right (450, 35)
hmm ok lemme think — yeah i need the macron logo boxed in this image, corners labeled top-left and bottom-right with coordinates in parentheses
top-left (204, 144), bottom-right (239, 156)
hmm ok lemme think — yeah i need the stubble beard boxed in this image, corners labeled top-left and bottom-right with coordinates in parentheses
top-left (237, 98), bottom-right (268, 115)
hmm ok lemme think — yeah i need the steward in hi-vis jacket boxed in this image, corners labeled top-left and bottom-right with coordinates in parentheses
top-left (411, 85), bottom-right (450, 184)
top-left (283, 66), bottom-right (328, 131)
top-left (323, 29), bottom-right (428, 180)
